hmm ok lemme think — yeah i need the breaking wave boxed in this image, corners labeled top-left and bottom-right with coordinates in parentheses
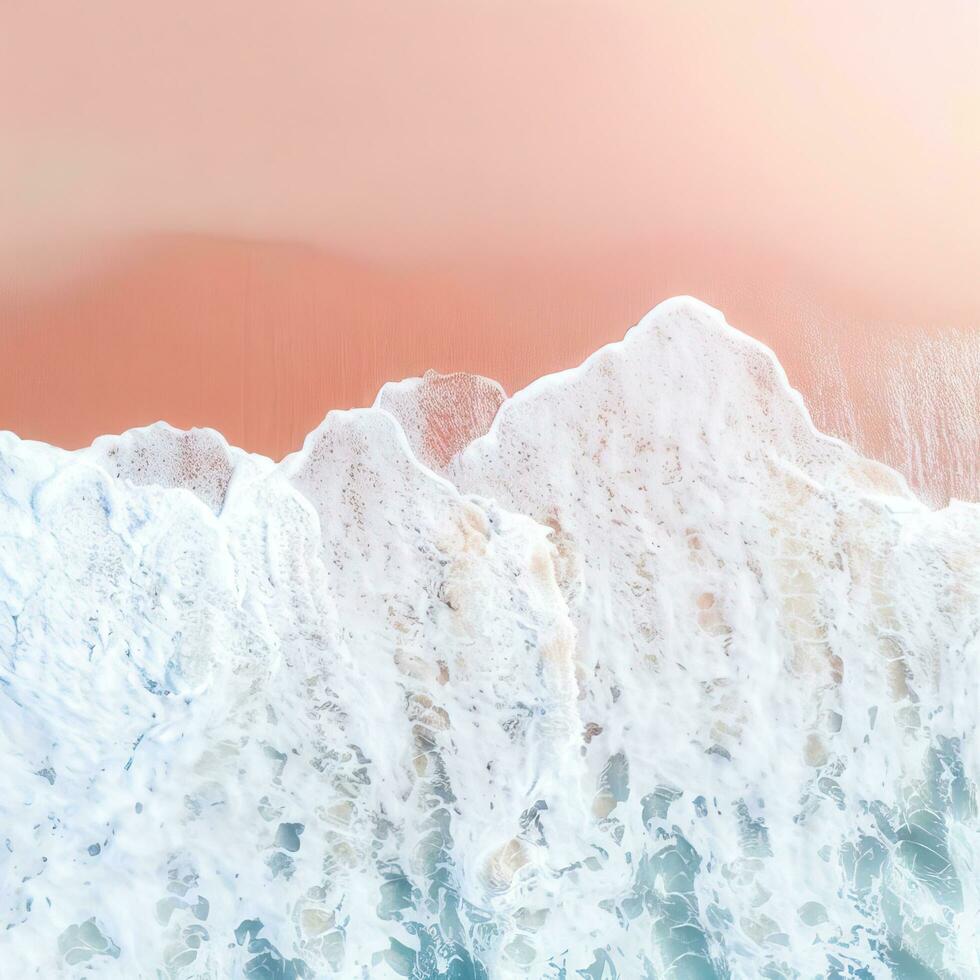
top-left (1, 298), bottom-right (977, 978)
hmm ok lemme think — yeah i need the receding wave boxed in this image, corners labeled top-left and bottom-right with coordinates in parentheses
top-left (1, 297), bottom-right (977, 978)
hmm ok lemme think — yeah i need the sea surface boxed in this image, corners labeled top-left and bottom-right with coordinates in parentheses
top-left (1, 298), bottom-right (977, 977)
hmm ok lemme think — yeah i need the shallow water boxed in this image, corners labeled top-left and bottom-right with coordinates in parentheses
top-left (0, 298), bottom-right (977, 977)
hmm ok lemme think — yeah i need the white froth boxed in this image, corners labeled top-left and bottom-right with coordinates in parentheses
top-left (375, 370), bottom-right (506, 473)
top-left (85, 422), bottom-right (271, 514)
top-left (0, 297), bottom-right (977, 978)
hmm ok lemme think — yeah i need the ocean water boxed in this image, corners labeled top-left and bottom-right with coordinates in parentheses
top-left (0, 298), bottom-right (977, 978)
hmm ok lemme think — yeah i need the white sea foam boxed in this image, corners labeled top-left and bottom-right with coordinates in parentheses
top-left (0, 297), bottom-right (977, 978)
top-left (375, 370), bottom-right (506, 473)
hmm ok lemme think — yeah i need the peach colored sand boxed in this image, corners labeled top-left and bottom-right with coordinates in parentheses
top-left (1, 2), bottom-right (977, 503)
top-left (0, 234), bottom-right (976, 506)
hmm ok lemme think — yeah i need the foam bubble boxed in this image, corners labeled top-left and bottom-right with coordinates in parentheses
top-left (86, 422), bottom-right (267, 514)
top-left (375, 370), bottom-right (506, 472)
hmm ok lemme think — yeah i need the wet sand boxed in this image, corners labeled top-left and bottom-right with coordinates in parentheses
top-left (0, 233), bottom-right (975, 505)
